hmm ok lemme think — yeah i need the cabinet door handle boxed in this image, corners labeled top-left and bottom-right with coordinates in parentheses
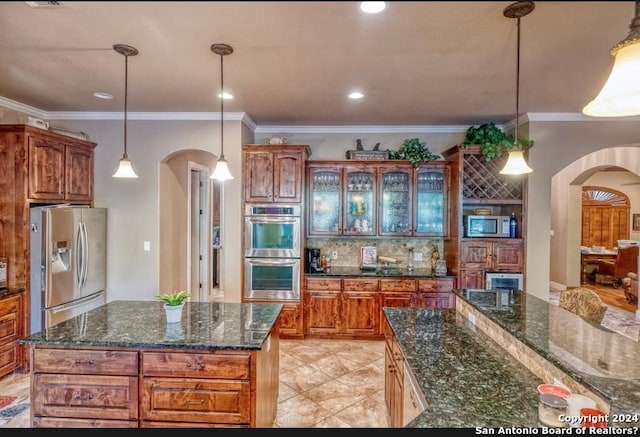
top-left (186, 362), bottom-right (206, 370)
top-left (74, 359), bottom-right (95, 366)
top-left (74, 393), bottom-right (94, 401)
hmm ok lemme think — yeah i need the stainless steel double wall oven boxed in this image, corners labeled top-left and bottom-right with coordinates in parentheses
top-left (243, 204), bottom-right (301, 300)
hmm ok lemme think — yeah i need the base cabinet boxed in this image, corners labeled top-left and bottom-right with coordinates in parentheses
top-left (459, 239), bottom-right (523, 289)
top-left (0, 293), bottom-right (23, 378)
top-left (29, 336), bottom-right (279, 428)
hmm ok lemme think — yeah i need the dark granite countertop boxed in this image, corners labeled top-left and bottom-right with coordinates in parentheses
top-left (453, 289), bottom-right (640, 422)
top-left (383, 307), bottom-right (543, 427)
top-left (0, 287), bottom-right (26, 299)
top-left (19, 301), bottom-right (283, 351)
top-left (306, 266), bottom-right (455, 279)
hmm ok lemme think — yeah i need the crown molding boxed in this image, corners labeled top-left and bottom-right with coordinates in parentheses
top-left (0, 96), bottom-right (47, 119)
top-left (527, 112), bottom-right (640, 122)
top-left (45, 111), bottom-right (249, 121)
top-left (254, 125), bottom-right (469, 134)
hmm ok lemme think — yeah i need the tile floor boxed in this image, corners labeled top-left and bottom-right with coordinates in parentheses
top-left (0, 338), bottom-right (388, 428)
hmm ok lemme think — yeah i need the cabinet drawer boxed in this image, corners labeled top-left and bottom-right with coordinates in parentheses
top-left (0, 294), bottom-right (20, 318)
top-left (33, 417), bottom-right (138, 428)
top-left (0, 311), bottom-right (18, 344)
top-left (141, 378), bottom-right (251, 424)
top-left (343, 278), bottom-right (379, 291)
top-left (33, 349), bottom-right (139, 375)
top-left (305, 277), bottom-right (341, 291)
top-left (381, 279), bottom-right (416, 292)
top-left (0, 340), bottom-right (19, 377)
top-left (417, 278), bottom-right (455, 293)
top-left (32, 374), bottom-right (138, 420)
top-left (142, 352), bottom-right (251, 379)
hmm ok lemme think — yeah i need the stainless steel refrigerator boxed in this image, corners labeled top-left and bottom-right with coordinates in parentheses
top-left (30, 205), bottom-right (107, 333)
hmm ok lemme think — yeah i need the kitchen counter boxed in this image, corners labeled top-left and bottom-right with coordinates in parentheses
top-left (20, 300), bottom-right (283, 428)
top-left (20, 300), bottom-right (282, 350)
top-left (0, 287), bottom-right (25, 299)
top-left (306, 266), bottom-right (455, 279)
top-left (384, 289), bottom-right (640, 428)
top-left (453, 289), bottom-right (640, 423)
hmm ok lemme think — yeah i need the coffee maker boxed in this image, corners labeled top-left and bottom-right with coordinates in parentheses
top-left (305, 248), bottom-right (323, 273)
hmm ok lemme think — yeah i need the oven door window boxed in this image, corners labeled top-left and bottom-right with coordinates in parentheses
top-left (245, 217), bottom-right (300, 258)
top-left (244, 258), bottom-right (300, 300)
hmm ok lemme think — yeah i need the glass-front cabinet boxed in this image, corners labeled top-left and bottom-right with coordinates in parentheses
top-left (414, 163), bottom-right (449, 237)
top-left (379, 166), bottom-right (412, 236)
top-left (343, 167), bottom-right (376, 236)
top-left (307, 161), bottom-right (450, 238)
top-left (308, 166), bottom-right (342, 235)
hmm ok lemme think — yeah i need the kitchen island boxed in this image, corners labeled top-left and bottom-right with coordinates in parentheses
top-left (383, 289), bottom-right (640, 428)
top-left (19, 300), bottom-right (283, 428)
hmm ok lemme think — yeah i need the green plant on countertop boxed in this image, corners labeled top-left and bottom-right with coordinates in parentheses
top-left (388, 138), bottom-right (440, 168)
top-left (157, 290), bottom-right (191, 306)
top-left (462, 122), bottom-right (534, 162)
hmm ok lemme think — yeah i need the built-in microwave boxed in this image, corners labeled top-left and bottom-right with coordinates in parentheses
top-left (465, 215), bottom-right (510, 238)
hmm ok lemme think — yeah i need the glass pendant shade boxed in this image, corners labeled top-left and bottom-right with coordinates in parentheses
top-left (211, 157), bottom-right (234, 181)
top-left (582, 42), bottom-right (640, 117)
top-left (499, 150), bottom-right (533, 175)
top-left (112, 155), bottom-right (138, 178)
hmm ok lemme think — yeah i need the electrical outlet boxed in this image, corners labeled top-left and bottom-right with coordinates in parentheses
top-left (332, 251), bottom-right (338, 260)
top-left (143, 241), bottom-right (151, 251)
top-left (414, 252), bottom-right (423, 261)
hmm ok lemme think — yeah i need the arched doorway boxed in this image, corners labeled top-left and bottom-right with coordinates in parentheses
top-left (158, 149), bottom-right (222, 300)
top-left (550, 146), bottom-right (640, 293)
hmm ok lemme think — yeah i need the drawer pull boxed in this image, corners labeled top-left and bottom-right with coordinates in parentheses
top-left (74, 393), bottom-right (94, 401)
top-left (186, 362), bottom-right (205, 370)
top-left (74, 359), bottom-right (95, 366)
top-left (184, 399), bottom-right (205, 406)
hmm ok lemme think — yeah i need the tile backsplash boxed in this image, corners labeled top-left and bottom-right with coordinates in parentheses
top-left (306, 237), bottom-right (445, 271)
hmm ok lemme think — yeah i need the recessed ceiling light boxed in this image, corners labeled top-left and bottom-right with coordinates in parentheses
top-left (360, 2), bottom-right (386, 14)
top-left (93, 92), bottom-right (113, 100)
top-left (217, 92), bottom-right (233, 100)
top-left (348, 91), bottom-right (364, 99)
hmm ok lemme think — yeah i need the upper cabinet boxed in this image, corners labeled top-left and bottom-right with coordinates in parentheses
top-left (307, 160), bottom-right (450, 238)
top-left (1, 124), bottom-right (96, 204)
top-left (243, 145), bottom-right (310, 204)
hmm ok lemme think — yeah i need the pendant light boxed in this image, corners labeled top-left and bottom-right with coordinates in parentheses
top-left (583, 1), bottom-right (640, 117)
top-left (112, 44), bottom-right (139, 179)
top-left (210, 43), bottom-right (234, 181)
top-left (500, 1), bottom-right (534, 175)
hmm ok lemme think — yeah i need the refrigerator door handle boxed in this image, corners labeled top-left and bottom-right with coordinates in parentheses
top-left (81, 222), bottom-right (89, 289)
top-left (75, 223), bottom-right (83, 288)
top-left (51, 292), bottom-right (103, 314)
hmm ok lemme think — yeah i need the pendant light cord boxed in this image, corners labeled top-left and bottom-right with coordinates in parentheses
top-left (514, 16), bottom-right (521, 146)
top-left (219, 51), bottom-right (225, 160)
top-left (124, 53), bottom-right (129, 158)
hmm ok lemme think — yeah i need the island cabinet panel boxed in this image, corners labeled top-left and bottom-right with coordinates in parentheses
top-left (32, 373), bottom-right (139, 421)
top-left (416, 277), bottom-right (456, 309)
top-left (0, 293), bottom-right (23, 378)
top-left (141, 351), bottom-right (250, 379)
top-left (32, 417), bottom-right (138, 428)
top-left (140, 378), bottom-right (251, 425)
top-left (382, 316), bottom-right (404, 428)
top-left (32, 349), bottom-right (139, 375)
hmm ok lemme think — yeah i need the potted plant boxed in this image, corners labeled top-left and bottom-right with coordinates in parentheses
top-left (388, 138), bottom-right (440, 168)
top-left (462, 122), bottom-right (533, 161)
top-left (157, 291), bottom-right (191, 323)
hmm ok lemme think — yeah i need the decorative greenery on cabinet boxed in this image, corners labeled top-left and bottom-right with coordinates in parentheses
top-left (388, 138), bottom-right (440, 168)
top-left (462, 122), bottom-right (533, 162)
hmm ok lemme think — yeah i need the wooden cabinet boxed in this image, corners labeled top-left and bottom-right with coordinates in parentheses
top-left (459, 239), bottom-right (523, 289)
top-left (0, 293), bottom-right (24, 378)
top-left (382, 316), bottom-right (404, 428)
top-left (242, 145), bottom-right (310, 204)
top-left (29, 335), bottom-right (279, 428)
top-left (581, 186), bottom-right (630, 249)
top-left (416, 277), bottom-right (456, 308)
top-left (304, 277), bottom-right (380, 338)
top-left (304, 277), bottom-right (342, 336)
top-left (307, 160), bottom-right (451, 238)
top-left (443, 144), bottom-right (527, 287)
top-left (31, 348), bottom-right (139, 427)
top-left (277, 302), bottom-right (303, 339)
top-left (27, 134), bottom-right (95, 202)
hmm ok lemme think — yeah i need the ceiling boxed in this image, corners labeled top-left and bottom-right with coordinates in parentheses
top-left (0, 1), bottom-right (636, 127)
